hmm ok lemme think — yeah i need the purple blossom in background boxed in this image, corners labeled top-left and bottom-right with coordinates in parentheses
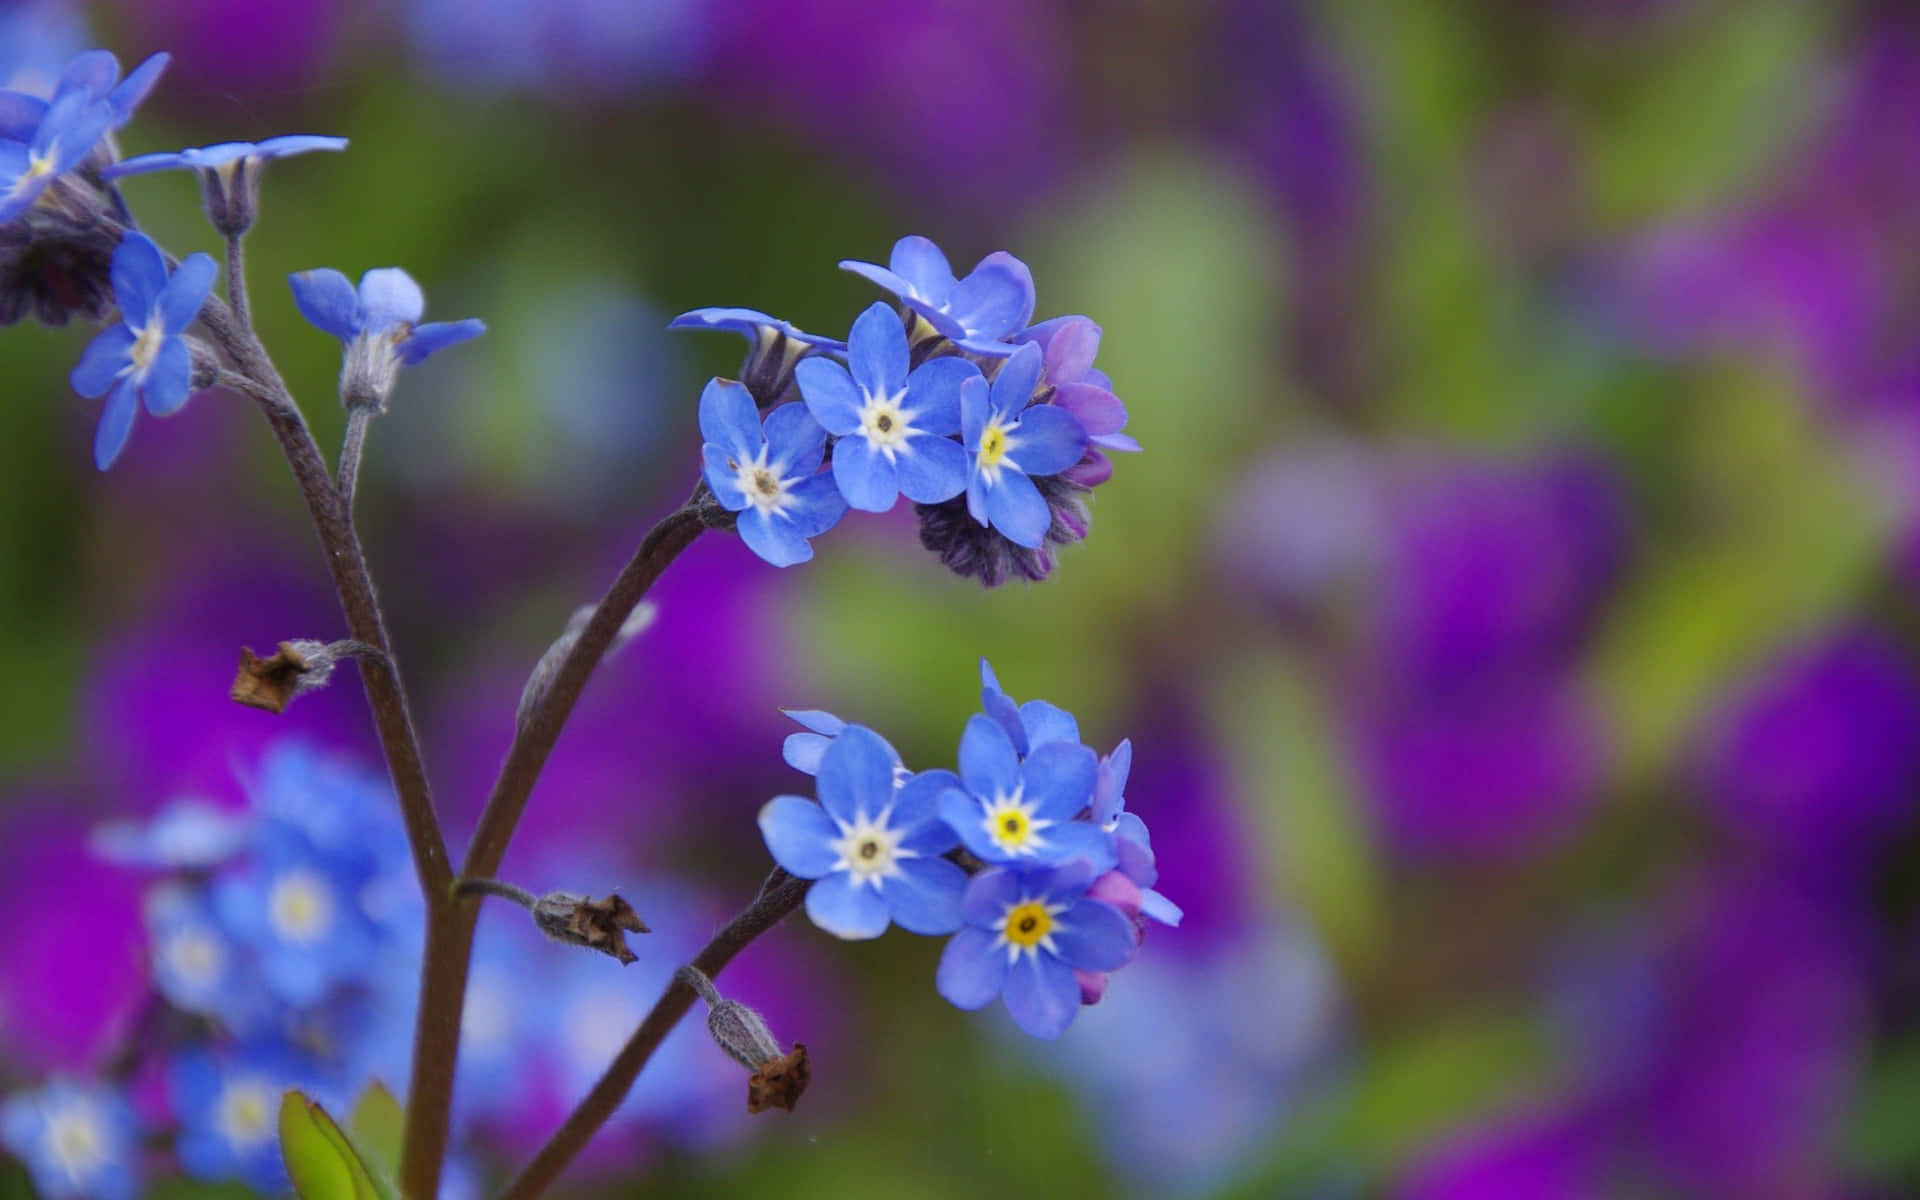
top-left (1690, 631), bottom-right (1920, 886)
top-left (1398, 1105), bottom-right (1607, 1200)
top-left (406, 0), bottom-right (708, 97)
top-left (1216, 442), bottom-right (1385, 623)
top-left (117, 0), bottom-right (337, 97)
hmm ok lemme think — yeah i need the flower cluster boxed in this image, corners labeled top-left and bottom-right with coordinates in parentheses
top-left (759, 661), bottom-right (1178, 1038)
top-left (678, 235), bottom-right (1140, 583)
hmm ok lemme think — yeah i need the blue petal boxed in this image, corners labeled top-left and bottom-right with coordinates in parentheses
top-left (965, 469), bottom-right (992, 528)
top-left (143, 337), bottom-right (192, 416)
top-left (93, 377), bottom-right (138, 469)
top-left (805, 872), bottom-right (891, 940)
top-left (985, 467), bottom-right (1050, 548)
top-left (57, 50), bottom-right (120, 102)
top-left (893, 769), bottom-right (959, 838)
top-left (1022, 742), bottom-right (1098, 820)
top-left (1140, 889), bottom-right (1184, 927)
top-left (1009, 404), bottom-right (1088, 477)
top-left (782, 731), bottom-right (828, 775)
top-left (1113, 811), bottom-right (1152, 856)
top-left (36, 86), bottom-right (107, 171)
top-left (736, 507), bottom-right (813, 567)
top-left (903, 356), bottom-right (974, 435)
top-left (1091, 739), bottom-right (1132, 824)
top-left (0, 142), bottom-right (33, 221)
top-left (700, 444), bottom-right (750, 512)
top-left (846, 301), bottom-right (907, 395)
top-left (288, 268), bottom-right (361, 340)
top-left (762, 401), bottom-right (827, 475)
top-left (253, 134), bottom-right (350, 159)
top-left (838, 260), bottom-right (918, 302)
top-left (940, 789), bottom-right (1004, 863)
top-left (887, 235), bottom-right (957, 298)
top-left (111, 231), bottom-right (168, 322)
top-left (176, 142), bottom-right (257, 170)
top-left (881, 858), bottom-right (966, 935)
top-left (936, 927), bottom-right (1007, 1009)
top-left (1053, 899), bottom-right (1138, 970)
top-left (1035, 821), bottom-right (1117, 873)
top-left (816, 724), bottom-right (898, 824)
top-left (960, 372), bottom-right (991, 447)
top-left (159, 252), bottom-right (217, 335)
top-left (101, 150), bottom-right (191, 179)
top-left (1033, 859), bottom-right (1099, 903)
top-left (106, 52), bottom-right (169, 124)
top-left (1002, 952), bottom-right (1080, 1039)
top-left (357, 267), bottom-right (424, 331)
top-left (0, 91), bottom-right (47, 142)
top-left (757, 795), bottom-right (840, 878)
top-left (794, 357), bottom-right (863, 435)
top-left (989, 342), bottom-right (1045, 419)
top-left (696, 377), bottom-right (763, 464)
top-left (70, 325), bottom-right (134, 398)
top-left (945, 253), bottom-right (1034, 341)
top-left (981, 688), bottom-right (1028, 757)
top-left (784, 708), bottom-right (847, 735)
top-left (959, 713), bottom-right (1021, 797)
top-left (832, 436), bottom-right (900, 512)
top-left (783, 471), bottom-right (849, 537)
top-left (1019, 700), bottom-right (1080, 751)
top-left (960, 866), bottom-right (1023, 927)
top-left (400, 319), bottom-right (485, 365)
top-left (894, 433), bottom-right (968, 505)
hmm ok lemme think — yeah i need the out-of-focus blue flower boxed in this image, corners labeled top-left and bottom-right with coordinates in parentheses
top-left (0, 48), bottom-right (166, 144)
top-left (104, 134), bottom-right (347, 181)
top-left (960, 343), bottom-right (1088, 549)
top-left (143, 882), bottom-right (272, 1033)
top-left (796, 301), bottom-right (975, 512)
top-left (406, 0), bottom-right (708, 98)
top-left (937, 714), bottom-right (1113, 870)
top-left (671, 305), bottom-right (846, 407)
top-left (91, 796), bottom-right (250, 868)
top-left (760, 725), bottom-right (967, 939)
top-left (936, 860), bottom-right (1136, 1039)
top-left (698, 378), bottom-right (847, 566)
top-left (841, 235), bottom-right (1035, 355)
top-left (169, 1044), bottom-right (317, 1194)
top-left (69, 230), bottom-right (215, 469)
top-left (289, 265), bottom-right (485, 381)
top-left (0, 83), bottom-right (110, 221)
top-left (0, 1077), bottom-right (139, 1200)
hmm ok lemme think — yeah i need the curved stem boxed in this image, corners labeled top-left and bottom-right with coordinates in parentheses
top-left (454, 877), bottom-right (539, 911)
top-left (499, 873), bottom-right (807, 1200)
top-left (225, 234), bottom-right (251, 331)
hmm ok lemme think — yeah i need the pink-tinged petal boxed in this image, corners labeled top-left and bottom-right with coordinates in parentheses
top-left (1052, 382), bottom-right (1127, 436)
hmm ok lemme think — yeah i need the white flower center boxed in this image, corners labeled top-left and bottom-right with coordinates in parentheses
top-left (44, 1104), bottom-right (107, 1181)
top-left (727, 447), bottom-right (798, 518)
top-left (268, 870), bottom-right (334, 945)
top-left (979, 788), bottom-right (1052, 857)
top-left (215, 1078), bottom-right (276, 1148)
top-left (829, 808), bottom-right (916, 887)
top-left (127, 312), bottom-right (167, 381)
top-left (857, 387), bottom-right (916, 456)
top-left (162, 925), bottom-right (225, 987)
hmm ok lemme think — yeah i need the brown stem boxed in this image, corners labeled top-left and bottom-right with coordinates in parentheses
top-left (338, 405), bottom-right (373, 513)
top-left (499, 872), bottom-right (807, 1200)
top-left (225, 233), bottom-right (251, 331)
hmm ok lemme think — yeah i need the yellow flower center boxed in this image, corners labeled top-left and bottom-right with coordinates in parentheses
top-left (978, 424), bottom-right (1009, 469)
top-left (1003, 901), bottom-right (1052, 949)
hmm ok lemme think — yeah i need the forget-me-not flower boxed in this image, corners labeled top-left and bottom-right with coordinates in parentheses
top-left (760, 724), bottom-right (968, 939)
top-left (0, 50), bottom-right (168, 221)
top-left (1013, 314), bottom-right (1140, 486)
top-left (936, 860), bottom-right (1137, 1039)
top-left (142, 882), bottom-right (273, 1033)
top-left (962, 342), bottom-right (1088, 548)
top-left (106, 135), bottom-right (348, 182)
top-left (938, 714), bottom-right (1115, 870)
top-left (796, 301), bottom-right (975, 512)
top-left (69, 231), bottom-right (215, 468)
top-left (699, 378), bottom-right (847, 566)
top-left (1088, 740), bottom-right (1182, 928)
top-left (841, 235), bottom-right (1034, 355)
top-left (169, 1044), bottom-right (317, 1195)
top-left (978, 657), bottom-right (1082, 759)
top-left (671, 305), bottom-right (846, 406)
top-left (0, 1077), bottom-right (140, 1200)
top-left (289, 266), bottom-right (485, 407)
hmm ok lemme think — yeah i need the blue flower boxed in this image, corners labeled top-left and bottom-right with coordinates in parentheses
top-left (841, 235), bottom-right (1034, 356)
top-left (699, 377), bottom-right (847, 566)
top-left (670, 306), bottom-right (846, 406)
top-left (961, 342), bottom-right (1088, 548)
top-left (0, 1078), bottom-right (139, 1200)
top-left (169, 1044), bottom-right (319, 1194)
top-left (935, 860), bottom-right (1137, 1039)
top-left (69, 231), bottom-right (215, 468)
top-left (104, 134), bottom-right (349, 181)
top-left (937, 714), bottom-right (1115, 870)
top-left (795, 300), bottom-right (975, 512)
top-left (289, 266), bottom-right (485, 404)
top-left (90, 797), bottom-right (251, 868)
top-left (978, 657), bottom-right (1081, 758)
top-left (142, 882), bottom-right (274, 1033)
top-left (759, 724), bottom-right (968, 939)
top-left (0, 51), bottom-right (167, 221)
top-left (780, 707), bottom-right (848, 775)
top-left (1087, 741), bottom-right (1182, 928)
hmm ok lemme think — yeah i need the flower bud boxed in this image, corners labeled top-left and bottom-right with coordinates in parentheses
top-left (531, 891), bottom-right (649, 964)
top-left (677, 965), bottom-right (810, 1113)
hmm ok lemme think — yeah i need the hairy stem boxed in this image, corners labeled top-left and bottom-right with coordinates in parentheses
top-left (338, 405), bottom-right (373, 513)
top-left (500, 873), bottom-right (807, 1199)
top-left (200, 296), bottom-right (457, 1198)
top-left (225, 234), bottom-right (250, 331)
top-left (453, 876), bottom-right (539, 911)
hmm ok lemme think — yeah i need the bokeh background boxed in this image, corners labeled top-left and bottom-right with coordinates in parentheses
top-left (5, 0), bottom-right (1920, 1195)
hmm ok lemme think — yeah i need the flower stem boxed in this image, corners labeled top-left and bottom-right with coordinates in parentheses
top-left (452, 876), bottom-right (539, 911)
top-left (225, 234), bottom-right (250, 331)
top-left (499, 871), bottom-right (807, 1199)
top-left (338, 405), bottom-right (373, 512)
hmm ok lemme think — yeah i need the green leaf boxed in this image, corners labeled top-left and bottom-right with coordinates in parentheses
top-left (348, 1082), bottom-right (405, 1182)
top-left (278, 1090), bottom-right (397, 1200)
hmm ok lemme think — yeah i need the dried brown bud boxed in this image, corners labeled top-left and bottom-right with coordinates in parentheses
top-left (532, 892), bottom-right (650, 964)
top-left (229, 639), bottom-right (382, 714)
top-left (748, 1044), bottom-right (810, 1114)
